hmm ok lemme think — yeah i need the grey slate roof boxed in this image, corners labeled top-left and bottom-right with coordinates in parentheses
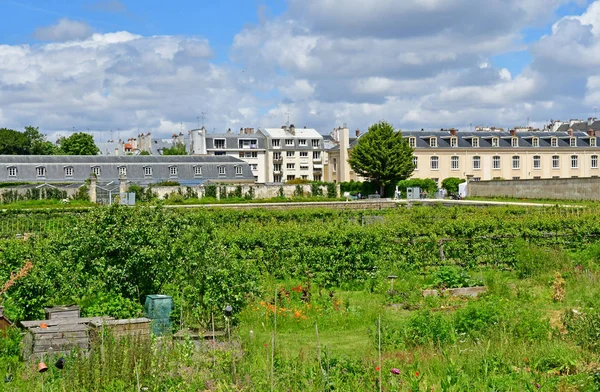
top-left (206, 133), bottom-right (266, 150)
top-left (555, 121), bottom-right (600, 133)
top-left (402, 130), bottom-right (600, 149)
top-left (0, 155), bottom-right (254, 184)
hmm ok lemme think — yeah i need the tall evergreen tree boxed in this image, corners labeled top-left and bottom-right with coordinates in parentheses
top-left (348, 121), bottom-right (415, 195)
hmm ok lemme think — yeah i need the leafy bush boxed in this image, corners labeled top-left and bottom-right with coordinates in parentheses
top-left (154, 180), bottom-right (180, 186)
top-left (403, 310), bottom-right (455, 346)
top-left (204, 184), bottom-right (217, 199)
top-left (564, 307), bottom-right (600, 352)
top-left (431, 267), bottom-right (480, 289)
top-left (80, 293), bottom-right (143, 319)
top-left (278, 186), bottom-right (285, 198)
top-left (441, 177), bottom-right (466, 194)
top-left (326, 183), bottom-right (337, 198)
top-left (454, 297), bottom-right (503, 336)
top-left (294, 185), bottom-right (304, 197)
top-left (514, 241), bottom-right (568, 278)
top-left (245, 186), bottom-right (255, 200)
top-left (310, 183), bottom-right (323, 197)
top-left (396, 178), bottom-right (438, 197)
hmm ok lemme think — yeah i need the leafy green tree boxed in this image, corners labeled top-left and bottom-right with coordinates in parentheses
top-left (162, 142), bottom-right (187, 155)
top-left (396, 178), bottom-right (438, 197)
top-left (57, 132), bottom-right (99, 155)
top-left (0, 128), bottom-right (29, 154)
top-left (348, 121), bottom-right (415, 194)
top-left (24, 126), bottom-right (57, 155)
top-left (441, 177), bottom-right (466, 194)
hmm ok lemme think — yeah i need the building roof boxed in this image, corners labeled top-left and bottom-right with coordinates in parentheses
top-left (0, 155), bottom-right (245, 164)
top-left (260, 127), bottom-right (322, 139)
top-left (206, 133), bottom-right (267, 149)
top-left (402, 130), bottom-right (599, 149)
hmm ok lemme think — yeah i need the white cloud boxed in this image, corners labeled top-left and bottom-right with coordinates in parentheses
top-left (34, 18), bottom-right (93, 42)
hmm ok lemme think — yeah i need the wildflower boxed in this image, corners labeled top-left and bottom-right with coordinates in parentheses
top-left (376, 367), bottom-right (380, 372)
top-left (415, 371), bottom-right (420, 377)
top-left (536, 383), bottom-right (541, 389)
top-left (391, 368), bottom-right (400, 375)
top-left (263, 343), bottom-right (268, 347)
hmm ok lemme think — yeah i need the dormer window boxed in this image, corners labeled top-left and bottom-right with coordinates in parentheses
top-left (169, 166), bottom-right (178, 177)
top-left (218, 166), bottom-right (226, 176)
top-left (144, 167), bottom-right (153, 177)
top-left (429, 137), bottom-right (437, 147)
top-left (91, 166), bottom-right (101, 177)
top-left (36, 166), bottom-right (46, 177)
top-left (492, 137), bottom-right (499, 147)
top-left (64, 166), bottom-right (74, 178)
top-left (194, 166), bottom-right (202, 177)
top-left (551, 137), bottom-right (558, 147)
top-left (450, 137), bottom-right (458, 147)
top-left (7, 167), bottom-right (17, 177)
top-left (472, 137), bottom-right (479, 147)
top-left (570, 137), bottom-right (577, 147)
top-left (235, 166), bottom-right (243, 176)
top-left (591, 137), bottom-right (597, 147)
top-left (511, 137), bottom-right (519, 147)
top-left (532, 137), bottom-right (539, 147)
top-left (409, 137), bottom-right (416, 148)
top-left (118, 167), bottom-right (127, 177)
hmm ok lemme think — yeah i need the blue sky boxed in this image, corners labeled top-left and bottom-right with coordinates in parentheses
top-left (1, 0), bottom-right (600, 138)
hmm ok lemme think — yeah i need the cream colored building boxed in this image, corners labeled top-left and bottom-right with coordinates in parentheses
top-left (326, 128), bottom-right (600, 185)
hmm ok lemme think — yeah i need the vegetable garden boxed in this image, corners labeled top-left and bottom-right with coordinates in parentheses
top-left (2, 204), bottom-right (600, 390)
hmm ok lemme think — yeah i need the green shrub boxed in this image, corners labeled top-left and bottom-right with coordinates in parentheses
top-left (403, 310), bottom-right (455, 346)
top-left (431, 267), bottom-right (480, 289)
top-left (80, 293), bottom-right (144, 320)
top-left (310, 183), bottom-right (323, 197)
top-left (441, 177), bottom-right (466, 194)
top-left (396, 178), bottom-right (438, 197)
top-left (293, 184), bottom-right (304, 197)
top-left (204, 184), bottom-right (217, 199)
top-left (245, 186), bottom-right (255, 200)
top-left (454, 297), bottom-right (502, 337)
top-left (326, 183), bottom-right (337, 198)
top-left (564, 307), bottom-right (600, 352)
top-left (278, 186), bottom-right (285, 198)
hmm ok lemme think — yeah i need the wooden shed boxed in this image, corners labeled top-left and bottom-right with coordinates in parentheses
top-left (44, 305), bottom-right (80, 320)
top-left (0, 306), bottom-right (13, 331)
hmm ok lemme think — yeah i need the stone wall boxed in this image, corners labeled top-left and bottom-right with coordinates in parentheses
top-left (151, 183), bottom-right (338, 200)
top-left (467, 177), bottom-right (600, 200)
top-left (0, 186), bottom-right (82, 203)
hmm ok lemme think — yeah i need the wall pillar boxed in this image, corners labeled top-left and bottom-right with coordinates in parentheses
top-left (89, 175), bottom-right (97, 203)
top-left (119, 176), bottom-right (128, 194)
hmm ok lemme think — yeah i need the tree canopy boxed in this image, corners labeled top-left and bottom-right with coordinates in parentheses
top-left (0, 126), bottom-right (58, 155)
top-left (441, 177), bottom-right (466, 194)
top-left (348, 121), bottom-right (415, 194)
top-left (162, 142), bottom-right (187, 155)
top-left (58, 132), bottom-right (99, 155)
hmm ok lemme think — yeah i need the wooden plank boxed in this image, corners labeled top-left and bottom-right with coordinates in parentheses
top-left (21, 317), bottom-right (112, 328)
top-left (36, 331), bottom-right (88, 340)
top-left (89, 318), bottom-right (151, 327)
top-left (34, 337), bottom-right (89, 347)
top-left (30, 325), bottom-right (89, 334)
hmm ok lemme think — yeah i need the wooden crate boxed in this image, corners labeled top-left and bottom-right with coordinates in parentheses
top-left (0, 306), bottom-right (12, 330)
top-left (22, 324), bottom-right (89, 360)
top-left (44, 305), bottom-right (80, 320)
top-left (90, 318), bottom-right (152, 340)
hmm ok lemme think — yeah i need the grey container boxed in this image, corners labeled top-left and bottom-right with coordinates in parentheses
top-left (144, 295), bottom-right (173, 336)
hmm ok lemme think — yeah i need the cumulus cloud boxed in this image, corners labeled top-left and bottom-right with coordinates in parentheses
top-left (34, 18), bottom-right (94, 42)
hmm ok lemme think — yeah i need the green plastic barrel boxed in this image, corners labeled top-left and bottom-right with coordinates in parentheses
top-left (144, 294), bottom-right (173, 336)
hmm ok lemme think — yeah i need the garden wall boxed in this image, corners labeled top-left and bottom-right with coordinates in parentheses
top-left (150, 183), bottom-right (339, 200)
top-left (467, 177), bottom-right (600, 200)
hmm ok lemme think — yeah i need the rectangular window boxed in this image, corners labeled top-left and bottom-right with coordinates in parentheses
top-left (239, 139), bottom-right (258, 149)
top-left (214, 151), bottom-right (226, 156)
top-left (272, 139), bottom-right (280, 147)
top-left (301, 175), bottom-right (308, 180)
top-left (285, 139), bottom-right (294, 146)
top-left (64, 167), bottom-right (73, 177)
top-left (286, 163), bottom-right (295, 169)
top-left (36, 167), bottom-right (46, 177)
top-left (413, 156), bottom-right (418, 169)
top-left (286, 175), bottom-right (295, 181)
top-left (274, 175), bottom-right (282, 182)
top-left (472, 138), bottom-right (479, 147)
top-left (299, 139), bottom-right (307, 146)
top-left (533, 156), bottom-right (541, 169)
top-left (311, 139), bottom-right (320, 148)
top-left (194, 166), bottom-right (202, 176)
top-left (409, 137), bottom-right (416, 148)
top-left (570, 138), bottom-right (577, 147)
top-left (250, 164), bottom-right (258, 171)
top-left (492, 138), bottom-right (499, 147)
top-left (430, 156), bottom-right (439, 170)
top-left (333, 158), bottom-right (337, 172)
top-left (235, 166), bottom-right (243, 175)
top-left (551, 138), bottom-right (558, 147)
top-left (92, 167), bottom-right (101, 176)
top-left (273, 164), bottom-right (282, 172)
top-left (473, 156), bottom-right (481, 170)
top-left (313, 152), bottom-right (321, 160)
top-left (592, 155), bottom-right (599, 169)
top-left (300, 165), bottom-right (309, 170)
top-left (571, 155), bottom-right (578, 169)
top-left (169, 166), bottom-right (178, 176)
top-left (300, 151), bottom-right (308, 158)
top-left (286, 151), bottom-right (295, 157)
top-left (450, 137), bottom-right (457, 147)
top-left (144, 167), bottom-right (153, 176)
top-left (214, 139), bottom-right (226, 149)
top-left (591, 137), bottom-right (597, 147)
top-left (493, 156), bottom-right (500, 169)
top-left (7, 167), bottom-right (17, 177)
top-left (512, 156), bottom-right (520, 169)
top-left (218, 166), bottom-right (226, 175)
top-left (552, 155), bottom-right (560, 169)
top-left (429, 137), bottom-right (437, 147)
top-left (512, 177), bottom-right (520, 180)
top-left (274, 152), bottom-right (282, 160)
top-left (118, 167), bottom-right (126, 177)
top-left (532, 138), bottom-right (539, 147)
top-left (451, 156), bottom-right (459, 170)
top-left (511, 137), bottom-right (519, 147)
top-left (472, 177), bottom-right (481, 182)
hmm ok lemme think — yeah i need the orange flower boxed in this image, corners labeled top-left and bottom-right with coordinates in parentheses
top-left (415, 371), bottom-right (420, 377)
top-left (376, 367), bottom-right (380, 372)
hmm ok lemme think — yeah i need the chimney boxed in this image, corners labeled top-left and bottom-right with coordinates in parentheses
top-left (289, 124), bottom-right (296, 135)
top-left (450, 129), bottom-right (457, 136)
top-left (510, 129), bottom-right (516, 136)
top-left (355, 129), bottom-right (360, 137)
top-left (568, 129), bottom-right (573, 137)
top-left (114, 147), bottom-right (119, 156)
top-left (589, 129), bottom-right (594, 137)
top-left (240, 127), bottom-right (244, 135)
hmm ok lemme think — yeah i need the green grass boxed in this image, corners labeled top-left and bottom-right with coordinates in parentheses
top-left (0, 199), bottom-right (94, 210)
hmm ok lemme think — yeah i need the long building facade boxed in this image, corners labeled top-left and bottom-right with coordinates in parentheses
top-left (326, 128), bottom-right (600, 185)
